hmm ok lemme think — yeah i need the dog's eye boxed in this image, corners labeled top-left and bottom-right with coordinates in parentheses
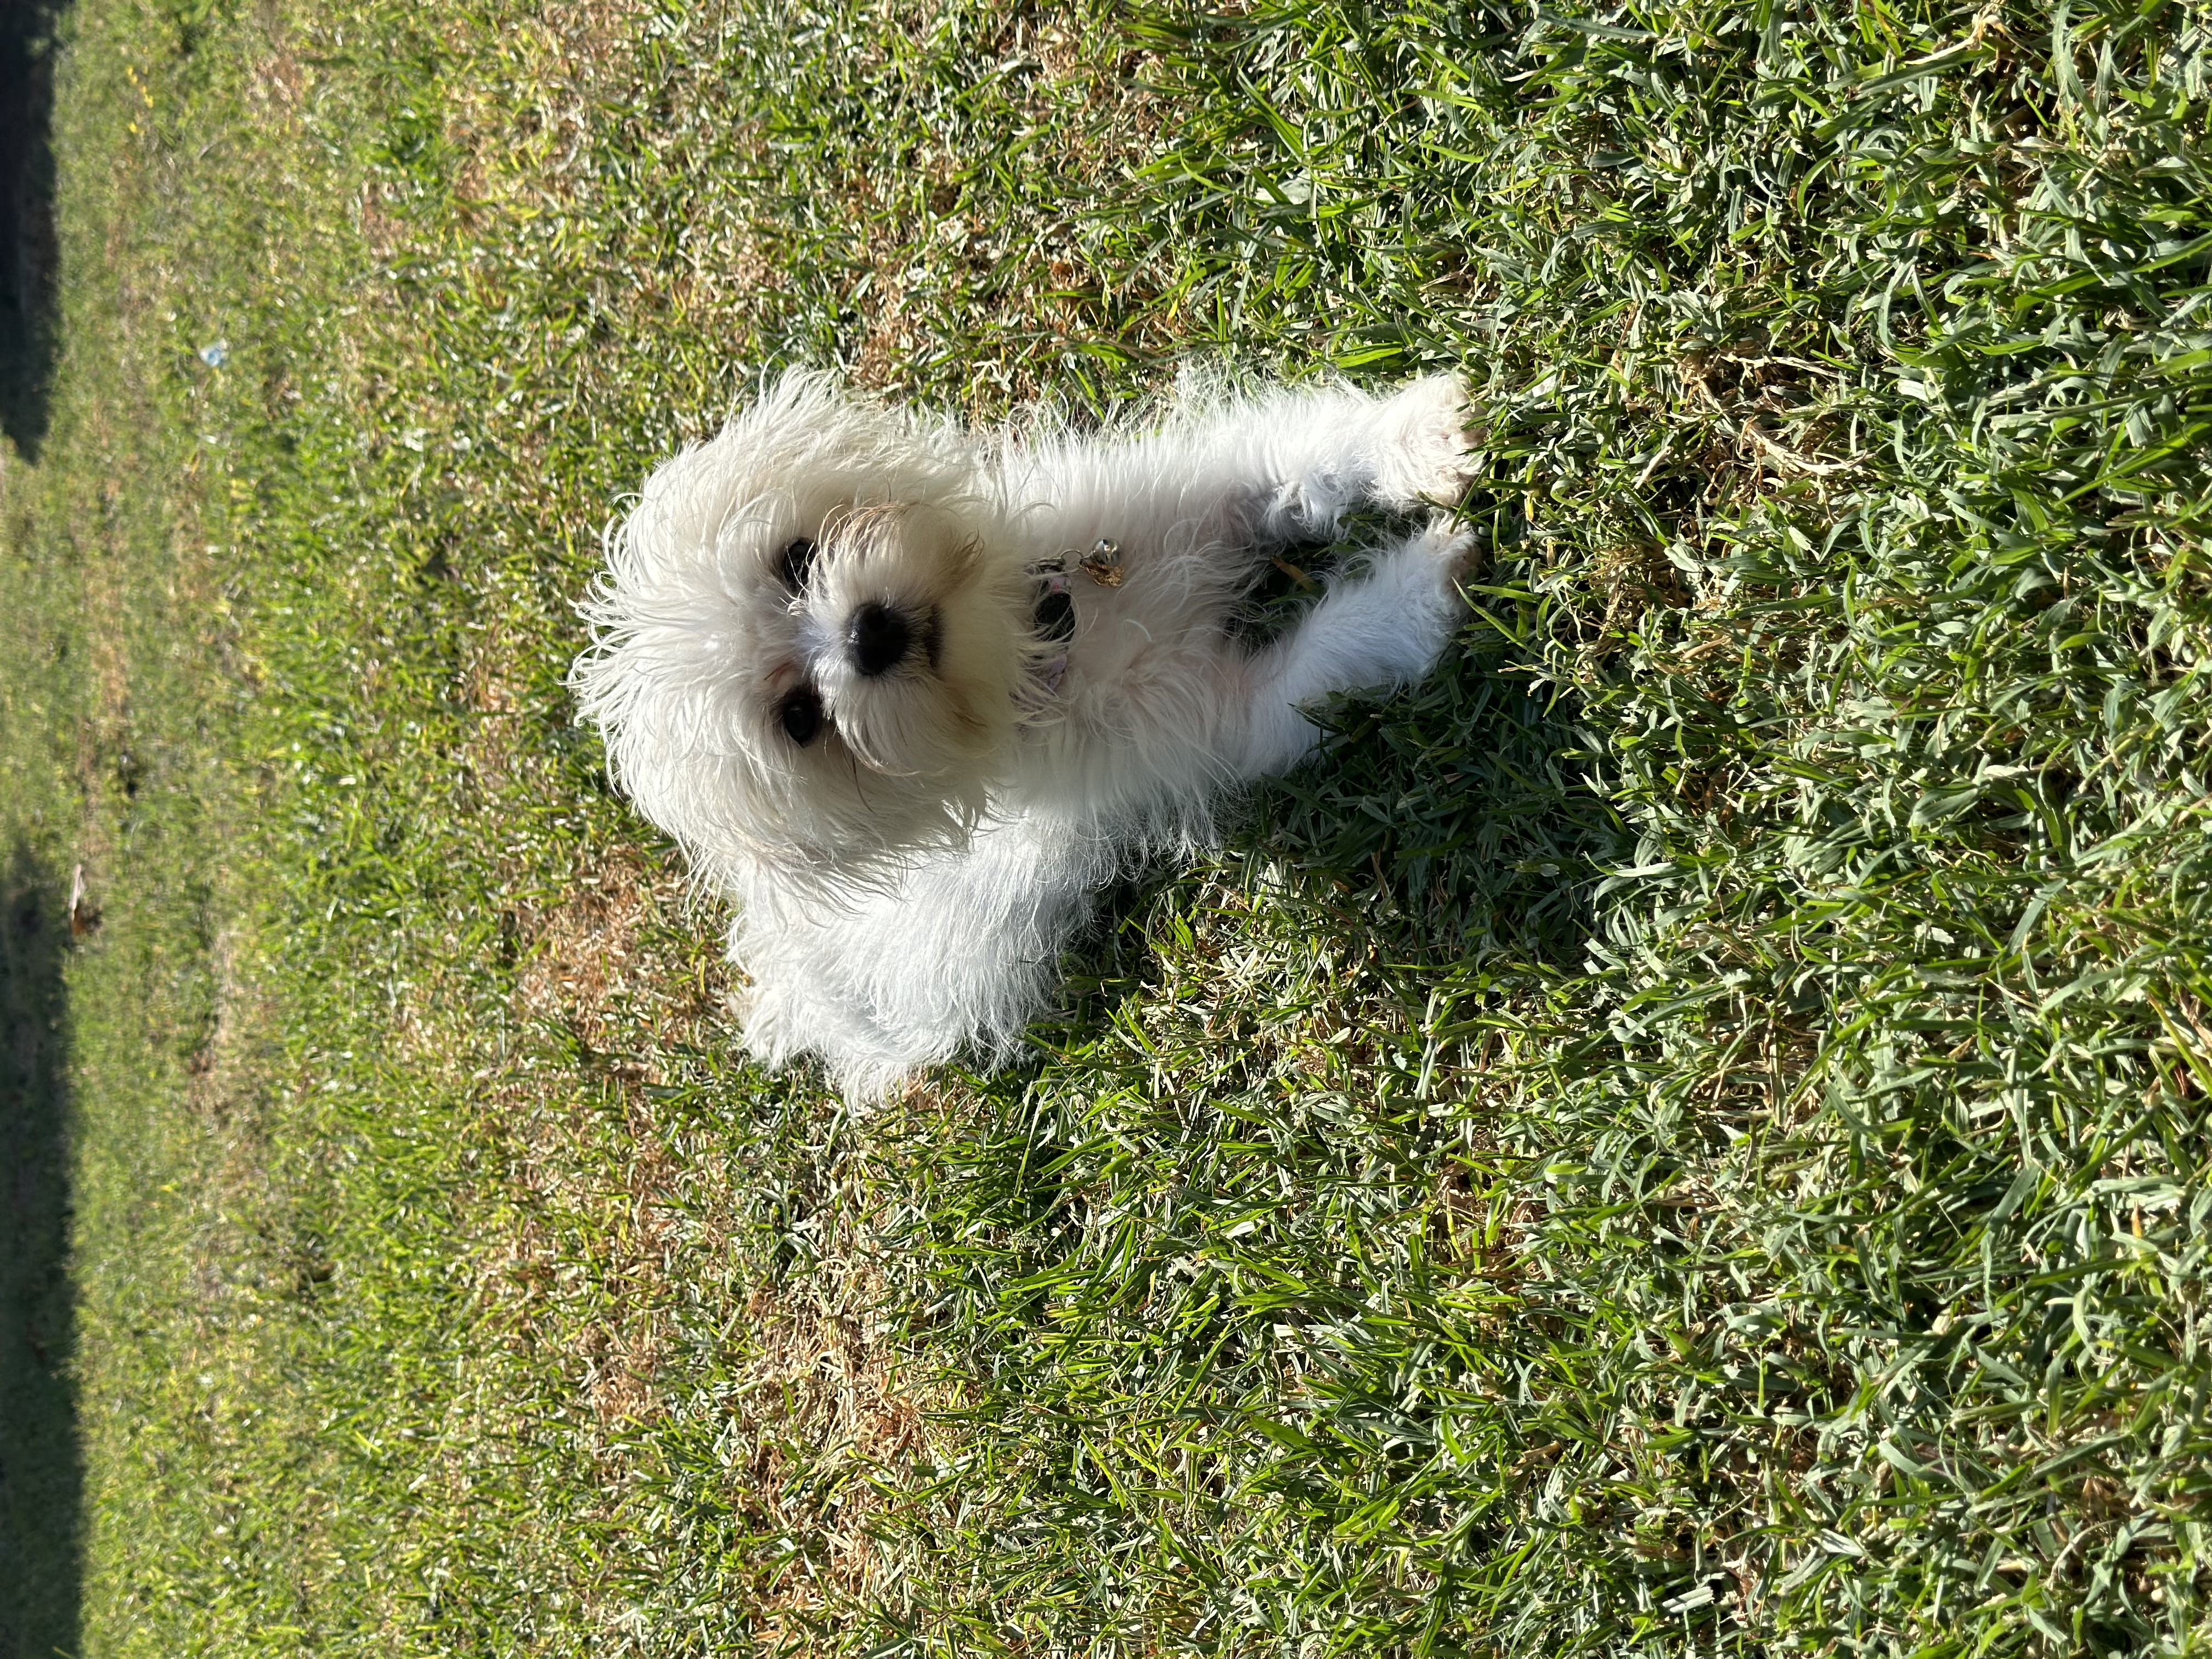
top-left (778, 686), bottom-right (825, 747)
top-left (777, 538), bottom-right (818, 592)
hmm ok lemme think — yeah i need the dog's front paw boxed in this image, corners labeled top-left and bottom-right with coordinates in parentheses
top-left (1285, 519), bottom-right (1474, 697)
top-left (1359, 520), bottom-right (1476, 661)
top-left (1372, 374), bottom-right (1475, 510)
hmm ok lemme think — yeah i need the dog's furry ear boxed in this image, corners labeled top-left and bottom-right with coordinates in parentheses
top-left (731, 368), bottom-right (984, 510)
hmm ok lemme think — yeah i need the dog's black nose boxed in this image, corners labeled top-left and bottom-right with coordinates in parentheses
top-left (849, 603), bottom-right (912, 678)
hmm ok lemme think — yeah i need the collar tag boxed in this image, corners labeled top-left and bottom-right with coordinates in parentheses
top-left (1079, 538), bottom-right (1124, 587)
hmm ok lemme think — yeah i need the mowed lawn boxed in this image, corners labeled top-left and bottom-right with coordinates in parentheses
top-left (5, 0), bottom-right (2212, 1653)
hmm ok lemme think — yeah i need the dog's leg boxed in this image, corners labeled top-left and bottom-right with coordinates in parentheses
top-left (733, 815), bottom-right (1111, 1098)
top-left (1243, 374), bottom-right (1476, 540)
top-left (1015, 375), bottom-right (1474, 557)
top-left (1231, 518), bottom-right (1474, 776)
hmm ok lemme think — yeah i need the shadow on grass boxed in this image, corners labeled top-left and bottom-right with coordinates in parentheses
top-left (1047, 639), bottom-right (1620, 1057)
top-left (0, 0), bottom-right (66, 464)
top-left (0, 843), bottom-right (80, 1659)
top-left (1244, 642), bottom-right (1616, 974)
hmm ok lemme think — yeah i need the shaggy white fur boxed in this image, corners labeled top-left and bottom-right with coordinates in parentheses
top-left (572, 370), bottom-right (1475, 1094)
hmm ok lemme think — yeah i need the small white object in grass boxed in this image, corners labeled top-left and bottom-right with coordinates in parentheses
top-left (199, 340), bottom-right (229, 367)
top-left (69, 862), bottom-right (97, 938)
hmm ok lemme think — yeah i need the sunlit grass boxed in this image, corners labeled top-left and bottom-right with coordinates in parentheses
top-left (12, 0), bottom-right (2212, 1653)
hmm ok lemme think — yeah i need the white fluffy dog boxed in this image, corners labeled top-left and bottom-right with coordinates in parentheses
top-left (572, 370), bottom-right (1475, 1095)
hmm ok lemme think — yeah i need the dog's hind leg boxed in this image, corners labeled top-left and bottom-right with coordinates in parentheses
top-left (734, 815), bottom-right (1114, 1098)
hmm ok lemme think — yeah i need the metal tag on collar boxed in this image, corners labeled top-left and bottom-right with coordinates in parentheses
top-left (1078, 539), bottom-right (1124, 588)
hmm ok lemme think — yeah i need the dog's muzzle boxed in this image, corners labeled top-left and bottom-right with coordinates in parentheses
top-left (849, 603), bottom-right (913, 677)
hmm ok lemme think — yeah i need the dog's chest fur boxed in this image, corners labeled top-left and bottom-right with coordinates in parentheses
top-left (998, 486), bottom-right (1284, 816)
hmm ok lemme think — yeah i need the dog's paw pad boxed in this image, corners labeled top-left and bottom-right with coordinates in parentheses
top-left (1374, 375), bottom-right (1475, 509)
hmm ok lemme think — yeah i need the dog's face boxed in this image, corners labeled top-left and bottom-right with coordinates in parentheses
top-left (574, 374), bottom-right (1031, 885)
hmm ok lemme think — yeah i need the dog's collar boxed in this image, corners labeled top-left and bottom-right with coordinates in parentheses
top-left (1030, 562), bottom-right (1075, 694)
top-left (1027, 541), bottom-right (1120, 697)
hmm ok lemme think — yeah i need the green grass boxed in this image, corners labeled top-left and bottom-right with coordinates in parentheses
top-left (0, 687), bottom-right (82, 1659)
top-left (10, 0), bottom-right (2212, 1652)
